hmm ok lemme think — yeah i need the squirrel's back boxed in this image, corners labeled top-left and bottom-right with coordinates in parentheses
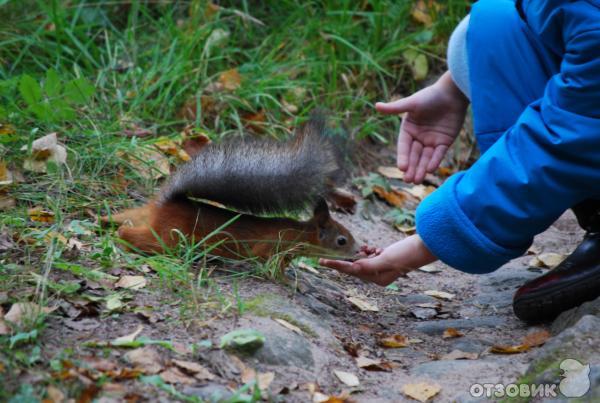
top-left (159, 113), bottom-right (344, 214)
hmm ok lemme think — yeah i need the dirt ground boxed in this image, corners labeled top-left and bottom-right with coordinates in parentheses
top-left (25, 197), bottom-right (584, 402)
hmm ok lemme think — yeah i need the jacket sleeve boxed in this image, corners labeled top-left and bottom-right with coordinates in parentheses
top-left (416, 25), bottom-right (600, 274)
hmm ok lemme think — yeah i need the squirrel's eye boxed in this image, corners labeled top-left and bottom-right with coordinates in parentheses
top-left (336, 236), bottom-right (347, 246)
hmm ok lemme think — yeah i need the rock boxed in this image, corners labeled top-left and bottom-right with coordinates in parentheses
top-left (396, 294), bottom-right (439, 305)
top-left (416, 317), bottom-right (505, 335)
top-left (411, 308), bottom-right (438, 320)
top-left (252, 326), bottom-right (314, 370)
top-left (522, 315), bottom-right (600, 401)
top-left (411, 360), bottom-right (498, 379)
top-left (451, 338), bottom-right (489, 354)
top-left (183, 384), bottom-right (233, 402)
top-left (476, 268), bottom-right (539, 309)
top-left (551, 296), bottom-right (600, 335)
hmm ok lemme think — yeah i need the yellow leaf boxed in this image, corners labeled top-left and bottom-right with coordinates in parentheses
top-left (378, 334), bottom-right (408, 348)
top-left (0, 162), bottom-right (13, 186)
top-left (28, 207), bottom-right (55, 223)
top-left (0, 123), bottom-right (16, 136)
top-left (442, 328), bottom-right (463, 339)
top-left (424, 290), bottom-right (455, 300)
top-left (402, 382), bottom-right (441, 402)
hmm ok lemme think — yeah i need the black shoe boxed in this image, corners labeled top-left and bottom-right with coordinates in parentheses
top-left (513, 232), bottom-right (600, 323)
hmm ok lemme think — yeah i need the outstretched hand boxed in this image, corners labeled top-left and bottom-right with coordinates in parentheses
top-left (319, 235), bottom-right (438, 286)
top-left (375, 71), bottom-right (469, 184)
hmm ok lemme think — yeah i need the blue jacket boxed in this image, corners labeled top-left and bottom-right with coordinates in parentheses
top-left (416, 0), bottom-right (600, 274)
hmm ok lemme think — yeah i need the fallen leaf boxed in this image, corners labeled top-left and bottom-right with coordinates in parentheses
top-left (378, 334), bottom-right (408, 348)
top-left (490, 329), bottom-right (551, 354)
top-left (28, 207), bottom-right (55, 223)
top-left (522, 329), bottom-right (551, 347)
top-left (372, 185), bottom-right (408, 207)
top-left (529, 253), bottom-right (565, 269)
top-left (402, 382), bottom-right (441, 402)
top-left (403, 49), bottom-right (429, 81)
top-left (242, 109), bottom-right (266, 132)
top-left (440, 349), bottom-right (478, 360)
top-left (153, 137), bottom-right (190, 162)
top-left (274, 318), bottom-right (303, 335)
top-left (489, 344), bottom-right (531, 354)
top-left (418, 264), bottom-right (442, 273)
top-left (5, 302), bottom-right (55, 326)
top-left (46, 385), bottom-right (65, 402)
top-left (442, 328), bottom-right (463, 339)
top-left (377, 166), bottom-right (404, 179)
top-left (424, 290), bottom-right (455, 300)
top-left (115, 275), bottom-right (147, 290)
top-left (333, 370), bottom-right (359, 387)
top-left (113, 324), bottom-right (143, 345)
top-left (172, 359), bottom-right (215, 381)
top-left (347, 296), bottom-right (379, 312)
top-left (0, 162), bottom-right (13, 186)
top-left (405, 184), bottom-right (435, 200)
top-left (297, 261), bottom-right (319, 274)
top-left (355, 355), bottom-right (395, 372)
top-left (21, 132), bottom-right (67, 173)
top-left (218, 68), bottom-right (242, 91)
top-left (119, 147), bottom-right (170, 180)
top-left (329, 187), bottom-right (357, 213)
top-left (125, 347), bottom-right (163, 374)
top-left (159, 367), bottom-right (195, 385)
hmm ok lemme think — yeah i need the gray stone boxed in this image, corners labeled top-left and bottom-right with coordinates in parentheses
top-left (411, 359), bottom-right (497, 378)
top-left (551, 296), bottom-right (600, 335)
top-left (476, 268), bottom-right (539, 309)
top-left (411, 308), bottom-right (438, 320)
top-left (451, 338), bottom-right (490, 354)
top-left (252, 326), bottom-right (314, 370)
top-left (416, 317), bottom-right (505, 335)
top-left (183, 384), bottom-right (233, 402)
top-left (523, 315), bottom-right (600, 402)
top-left (396, 294), bottom-right (439, 305)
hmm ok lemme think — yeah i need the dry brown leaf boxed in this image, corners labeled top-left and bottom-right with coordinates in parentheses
top-left (113, 324), bottom-right (143, 345)
top-left (242, 109), bottom-right (266, 133)
top-left (442, 328), bottom-right (463, 339)
top-left (172, 359), bottom-right (215, 381)
top-left (153, 137), bottom-right (190, 162)
top-left (124, 347), bottom-right (163, 374)
top-left (522, 329), bottom-right (551, 347)
top-left (5, 302), bottom-right (55, 326)
top-left (404, 184), bottom-right (436, 200)
top-left (440, 349), bottom-right (478, 360)
top-left (355, 356), bottom-right (395, 372)
top-left (297, 261), bottom-right (319, 274)
top-left (490, 329), bottom-right (551, 354)
top-left (411, 0), bottom-right (433, 26)
top-left (45, 385), bottom-right (65, 403)
top-left (28, 207), bottom-right (55, 223)
top-left (274, 318), bottom-right (303, 335)
top-left (402, 382), bottom-right (441, 402)
top-left (115, 275), bottom-right (147, 290)
top-left (529, 253), bottom-right (565, 269)
top-left (372, 185), bottom-right (409, 207)
top-left (0, 123), bottom-right (16, 136)
top-left (424, 290), bottom-right (455, 300)
top-left (347, 296), bottom-right (379, 312)
top-left (328, 187), bottom-right (357, 213)
top-left (219, 68), bottom-right (242, 91)
top-left (0, 162), bottom-right (13, 186)
top-left (119, 147), bottom-right (170, 180)
top-left (160, 367), bottom-right (195, 385)
top-left (377, 166), bottom-right (405, 179)
top-left (0, 194), bottom-right (16, 211)
top-left (22, 132), bottom-right (67, 173)
top-left (333, 370), bottom-right (359, 387)
top-left (378, 334), bottom-right (408, 348)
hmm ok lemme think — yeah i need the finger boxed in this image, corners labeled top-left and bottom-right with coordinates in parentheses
top-left (404, 142), bottom-right (423, 183)
top-left (415, 146), bottom-right (434, 184)
top-left (318, 259), bottom-right (361, 275)
top-left (375, 97), bottom-right (417, 115)
top-left (397, 130), bottom-right (412, 171)
top-left (426, 145), bottom-right (449, 173)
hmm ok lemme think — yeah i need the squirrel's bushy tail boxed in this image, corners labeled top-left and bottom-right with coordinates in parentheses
top-left (159, 112), bottom-right (344, 215)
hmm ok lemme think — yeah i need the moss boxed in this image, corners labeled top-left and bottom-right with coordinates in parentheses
top-left (243, 293), bottom-right (318, 338)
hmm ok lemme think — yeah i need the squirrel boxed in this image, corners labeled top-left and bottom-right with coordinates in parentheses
top-left (102, 112), bottom-right (359, 265)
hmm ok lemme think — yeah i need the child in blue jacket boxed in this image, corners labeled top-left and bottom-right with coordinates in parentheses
top-left (321, 0), bottom-right (600, 322)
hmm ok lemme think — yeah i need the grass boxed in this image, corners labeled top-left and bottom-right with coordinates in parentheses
top-left (0, 0), bottom-right (469, 400)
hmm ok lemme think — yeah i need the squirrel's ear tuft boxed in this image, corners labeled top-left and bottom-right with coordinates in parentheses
top-left (313, 198), bottom-right (331, 228)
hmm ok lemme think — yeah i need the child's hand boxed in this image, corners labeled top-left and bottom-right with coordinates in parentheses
top-left (376, 71), bottom-right (469, 184)
top-left (319, 235), bottom-right (438, 286)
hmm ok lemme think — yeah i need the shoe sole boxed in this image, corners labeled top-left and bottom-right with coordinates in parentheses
top-left (513, 269), bottom-right (600, 323)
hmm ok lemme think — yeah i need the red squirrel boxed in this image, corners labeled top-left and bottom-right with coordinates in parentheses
top-left (103, 113), bottom-right (359, 264)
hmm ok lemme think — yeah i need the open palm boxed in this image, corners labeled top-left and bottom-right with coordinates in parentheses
top-left (376, 73), bottom-right (469, 183)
